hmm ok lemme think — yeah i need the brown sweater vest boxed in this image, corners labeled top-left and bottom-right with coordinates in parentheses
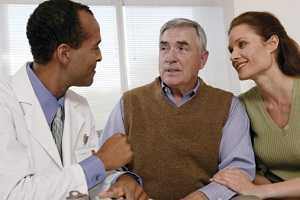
top-left (123, 78), bottom-right (232, 200)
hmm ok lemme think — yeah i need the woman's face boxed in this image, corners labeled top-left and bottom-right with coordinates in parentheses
top-left (228, 24), bottom-right (275, 80)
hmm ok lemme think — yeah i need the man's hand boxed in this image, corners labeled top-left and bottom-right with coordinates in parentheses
top-left (181, 191), bottom-right (208, 200)
top-left (98, 174), bottom-right (149, 200)
top-left (95, 133), bottom-right (133, 170)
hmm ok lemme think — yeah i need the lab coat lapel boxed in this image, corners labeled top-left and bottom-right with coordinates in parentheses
top-left (62, 90), bottom-right (85, 165)
top-left (11, 64), bottom-right (63, 168)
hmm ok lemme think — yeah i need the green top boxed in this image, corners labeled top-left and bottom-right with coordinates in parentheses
top-left (240, 78), bottom-right (300, 180)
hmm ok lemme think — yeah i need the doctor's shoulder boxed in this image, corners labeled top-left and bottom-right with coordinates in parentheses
top-left (0, 78), bottom-right (24, 119)
top-left (65, 89), bottom-right (96, 133)
top-left (65, 89), bottom-right (92, 112)
top-left (0, 76), bottom-right (16, 103)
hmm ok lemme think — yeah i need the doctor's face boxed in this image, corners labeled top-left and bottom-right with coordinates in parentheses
top-left (159, 26), bottom-right (208, 92)
top-left (68, 10), bottom-right (102, 86)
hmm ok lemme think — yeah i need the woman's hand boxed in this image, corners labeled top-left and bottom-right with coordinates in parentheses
top-left (211, 168), bottom-right (264, 198)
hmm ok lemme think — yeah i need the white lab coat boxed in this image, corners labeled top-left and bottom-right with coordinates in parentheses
top-left (0, 64), bottom-right (104, 200)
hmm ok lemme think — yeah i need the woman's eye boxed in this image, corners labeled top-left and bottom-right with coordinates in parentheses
top-left (238, 41), bottom-right (247, 48)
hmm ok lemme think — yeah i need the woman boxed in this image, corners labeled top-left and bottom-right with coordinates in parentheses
top-left (211, 11), bottom-right (300, 199)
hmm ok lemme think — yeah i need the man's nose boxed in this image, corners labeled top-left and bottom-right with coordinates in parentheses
top-left (165, 48), bottom-right (177, 63)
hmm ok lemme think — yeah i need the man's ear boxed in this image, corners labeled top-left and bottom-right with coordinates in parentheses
top-left (266, 34), bottom-right (279, 53)
top-left (56, 43), bottom-right (72, 65)
top-left (198, 50), bottom-right (209, 70)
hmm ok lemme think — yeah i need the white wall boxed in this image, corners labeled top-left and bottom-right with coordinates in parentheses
top-left (234, 0), bottom-right (300, 42)
top-left (225, 0), bottom-right (300, 92)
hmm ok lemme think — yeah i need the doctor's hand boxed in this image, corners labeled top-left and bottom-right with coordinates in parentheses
top-left (98, 174), bottom-right (149, 200)
top-left (95, 133), bottom-right (133, 171)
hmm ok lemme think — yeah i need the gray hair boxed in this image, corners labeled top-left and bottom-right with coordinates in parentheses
top-left (160, 18), bottom-right (207, 51)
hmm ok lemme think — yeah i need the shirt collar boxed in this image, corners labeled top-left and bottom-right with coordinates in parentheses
top-left (26, 63), bottom-right (64, 127)
top-left (160, 77), bottom-right (200, 98)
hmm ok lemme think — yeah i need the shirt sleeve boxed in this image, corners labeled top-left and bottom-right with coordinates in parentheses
top-left (99, 98), bottom-right (142, 185)
top-left (79, 155), bottom-right (106, 189)
top-left (99, 99), bottom-right (125, 146)
top-left (199, 96), bottom-right (256, 200)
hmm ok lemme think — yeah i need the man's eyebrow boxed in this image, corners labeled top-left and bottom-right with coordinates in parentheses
top-left (176, 41), bottom-right (189, 46)
top-left (159, 41), bottom-right (189, 46)
top-left (159, 41), bottom-right (168, 45)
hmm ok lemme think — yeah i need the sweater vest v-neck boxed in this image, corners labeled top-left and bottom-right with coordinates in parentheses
top-left (123, 78), bottom-right (232, 199)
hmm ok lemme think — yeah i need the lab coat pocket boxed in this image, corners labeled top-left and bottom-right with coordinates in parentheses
top-left (74, 130), bottom-right (100, 162)
top-left (74, 145), bottom-right (97, 162)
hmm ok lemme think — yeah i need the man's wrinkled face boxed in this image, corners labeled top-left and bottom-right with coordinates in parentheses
top-left (159, 26), bottom-right (208, 92)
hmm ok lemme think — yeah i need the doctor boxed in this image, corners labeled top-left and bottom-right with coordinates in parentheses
top-left (0, 0), bottom-right (137, 199)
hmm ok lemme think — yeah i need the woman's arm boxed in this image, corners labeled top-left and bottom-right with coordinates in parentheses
top-left (254, 174), bottom-right (271, 185)
top-left (211, 168), bottom-right (300, 199)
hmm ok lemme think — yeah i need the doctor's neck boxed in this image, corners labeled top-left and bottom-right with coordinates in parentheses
top-left (32, 62), bottom-right (69, 99)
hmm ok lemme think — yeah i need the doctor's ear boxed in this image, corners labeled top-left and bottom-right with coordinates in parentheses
top-left (56, 43), bottom-right (72, 65)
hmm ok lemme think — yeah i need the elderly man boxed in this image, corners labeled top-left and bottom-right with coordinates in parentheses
top-left (100, 18), bottom-right (258, 200)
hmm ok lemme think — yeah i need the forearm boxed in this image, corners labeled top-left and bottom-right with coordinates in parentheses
top-left (79, 155), bottom-right (106, 189)
top-left (88, 170), bottom-right (138, 198)
top-left (182, 191), bottom-right (209, 200)
top-left (254, 174), bottom-right (271, 185)
top-left (199, 182), bottom-right (236, 200)
top-left (100, 173), bottom-right (148, 200)
top-left (256, 178), bottom-right (300, 199)
top-left (219, 97), bottom-right (256, 180)
top-left (108, 170), bottom-right (142, 187)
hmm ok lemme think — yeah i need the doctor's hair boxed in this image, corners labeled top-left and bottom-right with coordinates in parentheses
top-left (160, 18), bottom-right (207, 51)
top-left (26, 0), bottom-right (93, 64)
top-left (229, 11), bottom-right (300, 76)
